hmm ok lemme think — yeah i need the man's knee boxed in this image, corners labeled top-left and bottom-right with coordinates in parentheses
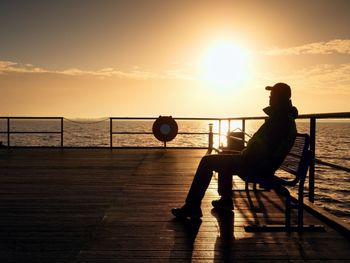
top-left (201, 155), bottom-right (213, 162)
top-left (198, 155), bottom-right (209, 167)
top-left (197, 155), bottom-right (216, 172)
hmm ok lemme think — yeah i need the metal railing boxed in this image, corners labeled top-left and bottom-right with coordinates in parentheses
top-left (109, 117), bottom-right (219, 148)
top-left (1, 113), bottom-right (349, 204)
top-left (211, 112), bottom-right (350, 203)
top-left (0, 117), bottom-right (64, 147)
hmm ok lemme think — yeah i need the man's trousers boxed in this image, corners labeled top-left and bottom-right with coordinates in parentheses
top-left (185, 154), bottom-right (245, 208)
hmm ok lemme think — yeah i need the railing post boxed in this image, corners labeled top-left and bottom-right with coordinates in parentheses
top-left (218, 120), bottom-right (222, 147)
top-left (242, 119), bottom-right (246, 146)
top-left (242, 119), bottom-right (246, 133)
top-left (208, 123), bottom-right (213, 152)
top-left (227, 119), bottom-right (231, 148)
top-left (110, 118), bottom-right (113, 148)
top-left (309, 117), bottom-right (316, 202)
top-left (60, 117), bottom-right (64, 148)
top-left (7, 118), bottom-right (10, 148)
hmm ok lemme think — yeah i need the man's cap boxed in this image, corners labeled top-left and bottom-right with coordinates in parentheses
top-left (265, 82), bottom-right (291, 99)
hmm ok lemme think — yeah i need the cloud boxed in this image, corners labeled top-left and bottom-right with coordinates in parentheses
top-left (253, 62), bottom-right (350, 96)
top-left (0, 61), bottom-right (17, 68)
top-left (0, 60), bottom-right (198, 80)
top-left (283, 63), bottom-right (350, 95)
top-left (264, 39), bottom-right (350, 55)
top-left (60, 67), bottom-right (160, 79)
top-left (0, 60), bottom-right (162, 79)
top-left (0, 60), bottom-right (49, 74)
top-left (164, 67), bottom-right (197, 80)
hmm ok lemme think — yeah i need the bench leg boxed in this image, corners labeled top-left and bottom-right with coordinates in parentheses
top-left (285, 190), bottom-right (291, 230)
top-left (298, 185), bottom-right (304, 228)
top-left (245, 187), bottom-right (324, 232)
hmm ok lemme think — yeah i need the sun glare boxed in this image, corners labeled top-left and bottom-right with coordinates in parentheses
top-left (200, 40), bottom-right (251, 87)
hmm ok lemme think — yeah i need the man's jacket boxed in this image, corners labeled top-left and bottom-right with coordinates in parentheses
top-left (241, 102), bottom-right (298, 176)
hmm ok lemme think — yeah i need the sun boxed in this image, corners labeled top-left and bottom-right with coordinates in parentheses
top-left (199, 40), bottom-right (251, 87)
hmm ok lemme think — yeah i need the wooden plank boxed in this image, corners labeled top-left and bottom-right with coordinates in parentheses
top-left (0, 149), bottom-right (349, 263)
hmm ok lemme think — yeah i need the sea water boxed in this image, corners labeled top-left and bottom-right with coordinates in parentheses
top-left (0, 118), bottom-right (349, 224)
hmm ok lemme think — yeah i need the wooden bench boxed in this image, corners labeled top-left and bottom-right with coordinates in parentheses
top-left (242, 133), bottom-right (324, 232)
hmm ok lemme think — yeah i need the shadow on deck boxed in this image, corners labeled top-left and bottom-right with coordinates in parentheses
top-left (0, 149), bottom-right (349, 262)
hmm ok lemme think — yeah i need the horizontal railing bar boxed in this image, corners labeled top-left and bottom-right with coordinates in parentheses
top-left (224, 113), bottom-right (350, 121)
top-left (112, 132), bottom-right (153, 135)
top-left (0, 117), bottom-right (63, 119)
top-left (218, 112), bottom-right (349, 121)
top-left (110, 117), bottom-right (156, 120)
top-left (110, 116), bottom-right (268, 121)
top-left (179, 132), bottom-right (209, 135)
top-left (7, 131), bottom-right (61, 134)
top-left (110, 117), bottom-right (223, 121)
top-left (228, 116), bottom-right (266, 121)
top-left (315, 158), bottom-right (350, 173)
top-left (109, 112), bottom-right (349, 121)
top-left (111, 132), bottom-right (216, 135)
top-left (1, 112), bottom-right (348, 121)
top-left (3, 145), bottom-right (209, 149)
top-left (298, 112), bottom-right (350, 119)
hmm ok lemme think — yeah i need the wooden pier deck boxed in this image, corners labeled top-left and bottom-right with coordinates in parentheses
top-left (0, 148), bottom-right (349, 262)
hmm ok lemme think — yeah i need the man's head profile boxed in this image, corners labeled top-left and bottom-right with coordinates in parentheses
top-left (265, 82), bottom-right (291, 107)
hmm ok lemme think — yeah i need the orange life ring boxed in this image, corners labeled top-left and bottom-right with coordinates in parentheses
top-left (152, 116), bottom-right (178, 142)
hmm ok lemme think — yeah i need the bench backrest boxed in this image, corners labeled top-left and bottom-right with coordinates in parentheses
top-left (275, 133), bottom-right (311, 186)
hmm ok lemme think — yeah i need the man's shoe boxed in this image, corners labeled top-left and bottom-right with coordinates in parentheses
top-left (171, 205), bottom-right (203, 219)
top-left (211, 197), bottom-right (234, 211)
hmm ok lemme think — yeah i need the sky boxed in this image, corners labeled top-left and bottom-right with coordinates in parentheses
top-left (0, 0), bottom-right (349, 118)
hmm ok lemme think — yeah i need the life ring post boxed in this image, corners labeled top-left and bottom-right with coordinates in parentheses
top-left (208, 123), bottom-right (213, 153)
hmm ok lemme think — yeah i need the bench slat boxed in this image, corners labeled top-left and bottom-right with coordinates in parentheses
top-left (277, 133), bottom-right (310, 182)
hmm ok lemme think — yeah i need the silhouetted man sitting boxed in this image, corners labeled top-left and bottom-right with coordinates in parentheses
top-left (172, 83), bottom-right (298, 219)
